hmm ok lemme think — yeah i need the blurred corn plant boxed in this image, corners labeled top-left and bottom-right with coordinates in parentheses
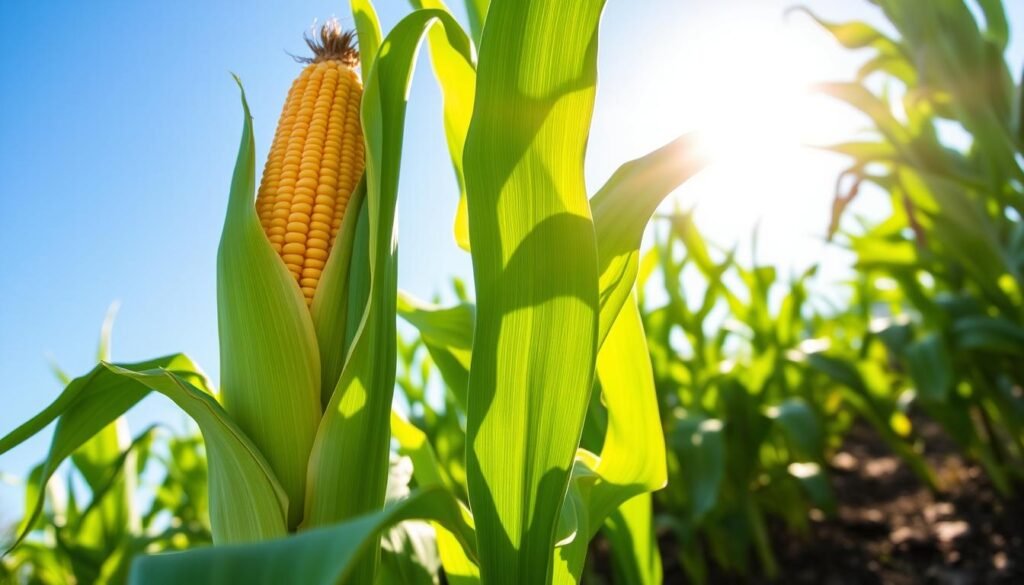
top-left (637, 210), bottom-right (950, 583)
top-left (1, 307), bottom-right (212, 585)
top-left (799, 0), bottom-right (1024, 492)
top-left (1, 0), bottom-right (708, 583)
top-left (636, 213), bottom-right (838, 582)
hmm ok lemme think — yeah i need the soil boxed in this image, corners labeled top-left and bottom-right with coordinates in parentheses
top-left (656, 419), bottom-right (1024, 584)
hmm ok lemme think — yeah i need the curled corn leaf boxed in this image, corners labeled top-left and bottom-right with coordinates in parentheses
top-left (0, 355), bottom-right (288, 551)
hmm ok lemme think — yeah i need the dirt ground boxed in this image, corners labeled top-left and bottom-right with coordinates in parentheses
top-left (659, 419), bottom-right (1024, 584)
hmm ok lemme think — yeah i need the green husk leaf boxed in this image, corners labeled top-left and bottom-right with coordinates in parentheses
top-left (303, 9), bottom-right (475, 560)
top-left (311, 178), bottom-right (367, 406)
top-left (217, 79), bottom-right (321, 529)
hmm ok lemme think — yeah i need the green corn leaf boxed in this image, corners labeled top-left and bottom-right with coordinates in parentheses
top-left (77, 424), bottom-right (157, 514)
top-left (105, 364), bottom-right (288, 544)
top-left (351, 0), bottom-right (383, 75)
top-left (436, 526), bottom-right (481, 585)
top-left (74, 302), bottom-right (139, 550)
top-left (73, 424), bottom-right (159, 557)
top-left (398, 131), bottom-right (706, 397)
top-left (378, 454), bottom-right (440, 584)
top-left (217, 80), bottom-right (321, 529)
top-left (670, 415), bottom-right (725, 523)
top-left (669, 210), bottom-right (717, 278)
top-left (397, 291), bottom-right (474, 407)
top-left (551, 456), bottom-right (599, 584)
top-left (69, 416), bottom-right (136, 552)
top-left (409, 0), bottom-right (478, 251)
top-left (128, 486), bottom-right (476, 585)
top-left (304, 22), bottom-right (475, 585)
top-left (804, 353), bottom-right (939, 490)
top-left (588, 298), bottom-right (667, 525)
top-left (976, 0), bottom-right (1009, 51)
top-left (462, 0), bottom-right (489, 46)
top-left (816, 82), bottom-right (913, 147)
top-left (462, 0), bottom-right (605, 581)
top-left (905, 333), bottom-right (954, 402)
top-left (17, 464), bottom-right (48, 535)
top-left (0, 355), bottom-right (285, 552)
top-left (766, 398), bottom-right (825, 463)
top-left (592, 134), bottom-right (706, 345)
top-left (391, 410), bottom-right (455, 492)
top-left (790, 7), bottom-right (899, 51)
top-left (377, 520), bottom-right (441, 585)
top-left (953, 316), bottom-right (1024, 352)
top-left (552, 297), bottom-right (668, 583)
top-left (0, 354), bottom-right (201, 463)
top-left (896, 170), bottom-right (1010, 304)
top-left (391, 411), bottom-right (480, 584)
top-left (71, 410), bottom-right (129, 493)
top-left (602, 493), bottom-right (662, 585)
top-left (789, 461), bottom-right (836, 514)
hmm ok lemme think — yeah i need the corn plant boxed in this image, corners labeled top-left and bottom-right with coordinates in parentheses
top-left (801, 0), bottom-right (1024, 492)
top-left (1, 1), bottom-right (708, 583)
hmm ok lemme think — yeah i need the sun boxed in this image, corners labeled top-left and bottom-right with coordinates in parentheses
top-left (681, 15), bottom-right (863, 253)
top-left (602, 7), bottom-right (867, 264)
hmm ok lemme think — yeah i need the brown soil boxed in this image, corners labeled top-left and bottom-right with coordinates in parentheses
top-left (658, 420), bottom-right (1024, 584)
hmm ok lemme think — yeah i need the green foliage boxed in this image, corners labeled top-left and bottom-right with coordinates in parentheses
top-left (640, 216), bottom-right (841, 581)
top-left (806, 0), bottom-right (1024, 490)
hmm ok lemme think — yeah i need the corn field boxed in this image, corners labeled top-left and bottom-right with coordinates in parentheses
top-left (1, 0), bottom-right (1023, 584)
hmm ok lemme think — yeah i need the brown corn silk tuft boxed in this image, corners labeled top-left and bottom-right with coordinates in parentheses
top-left (256, 20), bottom-right (365, 305)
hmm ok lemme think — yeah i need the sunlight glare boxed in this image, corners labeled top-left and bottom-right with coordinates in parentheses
top-left (637, 10), bottom-right (865, 269)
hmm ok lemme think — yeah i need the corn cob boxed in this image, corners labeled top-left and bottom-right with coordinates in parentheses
top-left (256, 21), bottom-right (365, 305)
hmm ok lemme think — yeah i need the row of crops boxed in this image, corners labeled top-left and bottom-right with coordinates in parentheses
top-left (2, 0), bottom-right (1023, 583)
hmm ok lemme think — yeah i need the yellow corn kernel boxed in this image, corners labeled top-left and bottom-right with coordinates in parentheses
top-left (256, 21), bottom-right (364, 306)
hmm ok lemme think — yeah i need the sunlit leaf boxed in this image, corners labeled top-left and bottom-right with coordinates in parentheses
top-left (602, 494), bottom-right (662, 585)
top-left (462, 1), bottom-right (604, 581)
top-left (305, 18), bottom-right (475, 585)
top-left (129, 487), bottom-right (476, 585)
top-left (409, 0), bottom-right (478, 251)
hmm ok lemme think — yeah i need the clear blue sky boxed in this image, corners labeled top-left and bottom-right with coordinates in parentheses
top-left (1, 1), bottom-right (1022, 522)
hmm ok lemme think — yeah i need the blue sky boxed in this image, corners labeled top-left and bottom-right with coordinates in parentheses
top-left (1, 1), bottom-right (1022, 522)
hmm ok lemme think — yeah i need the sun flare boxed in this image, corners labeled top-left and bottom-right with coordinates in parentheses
top-left (622, 10), bottom-right (866, 262)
